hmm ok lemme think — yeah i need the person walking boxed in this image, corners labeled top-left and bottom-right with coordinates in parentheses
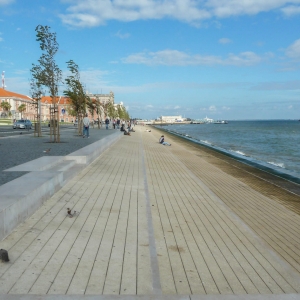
top-left (105, 117), bottom-right (110, 130)
top-left (82, 113), bottom-right (90, 138)
top-left (117, 119), bottom-right (120, 129)
top-left (113, 119), bottom-right (116, 129)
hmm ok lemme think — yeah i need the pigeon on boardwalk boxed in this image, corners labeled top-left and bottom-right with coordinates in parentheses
top-left (67, 208), bottom-right (77, 218)
top-left (0, 249), bottom-right (9, 262)
top-left (43, 148), bottom-right (51, 153)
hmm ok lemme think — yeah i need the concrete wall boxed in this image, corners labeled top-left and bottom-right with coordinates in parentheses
top-left (0, 131), bottom-right (122, 241)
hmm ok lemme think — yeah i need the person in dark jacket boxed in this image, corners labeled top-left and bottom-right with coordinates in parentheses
top-left (159, 135), bottom-right (171, 146)
top-left (105, 117), bottom-right (109, 130)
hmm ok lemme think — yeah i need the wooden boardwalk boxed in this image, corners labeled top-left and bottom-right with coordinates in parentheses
top-left (1, 126), bottom-right (300, 299)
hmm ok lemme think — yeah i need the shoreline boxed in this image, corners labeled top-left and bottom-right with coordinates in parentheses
top-left (150, 125), bottom-right (300, 215)
top-left (153, 124), bottom-right (300, 185)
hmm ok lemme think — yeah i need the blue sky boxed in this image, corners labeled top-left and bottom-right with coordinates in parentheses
top-left (0, 0), bottom-right (300, 120)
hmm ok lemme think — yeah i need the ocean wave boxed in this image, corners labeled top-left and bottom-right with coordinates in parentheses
top-left (200, 140), bottom-right (212, 145)
top-left (267, 161), bottom-right (285, 168)
top-left (229, 150), bottom-right (248, 157)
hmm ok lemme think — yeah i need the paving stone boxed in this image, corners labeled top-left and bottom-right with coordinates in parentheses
top-left (0, 126), bottom-right (118, 186)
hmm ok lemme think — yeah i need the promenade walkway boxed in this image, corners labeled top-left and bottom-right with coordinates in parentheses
top-left (0, 125), bottom-right (116, 186)
top-left (0, 125), bottom-right (300, 299)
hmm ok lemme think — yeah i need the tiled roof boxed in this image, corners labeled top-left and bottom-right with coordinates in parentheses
top-left (0, 88), bottom-right (32, 101)
top-left (41, 96), bottom-right (72, 105)
top-left (0, 89), bottom-right (73, 105)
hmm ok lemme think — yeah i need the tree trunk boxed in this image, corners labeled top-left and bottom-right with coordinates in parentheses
top-left (77, 114), bottom-right (83, 136)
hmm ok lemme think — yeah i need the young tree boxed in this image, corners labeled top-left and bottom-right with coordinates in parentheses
top-left (66, 106), bottom-right (76, 119)
top-left (29, 77), bottom-right (43, 137)
top-left (123, 108), bottom-right (130, 120)
top-left (31, 25), bottom-right (62, 142)
top-left (117, 105), bottom-right (125, 119)
top-left (107, 102), bottom-right (117, 120)
top-left (0, 101), bottom-right (11, 117)
top-left (94, 98), bottom-right (102, 128)
top-left (18, 104), bottom-right (26, 119)
top-left (86, 97), bottom-right (96, 128)
top-left (64, 60), bottom-right (88, 136)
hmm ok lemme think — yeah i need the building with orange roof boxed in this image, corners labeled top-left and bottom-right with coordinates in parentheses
top-left (0, 88), bottom-right (121, 122)
top-left (0, 88), bottom-right (34, 119)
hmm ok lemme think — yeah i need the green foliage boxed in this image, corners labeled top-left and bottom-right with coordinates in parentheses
top-left (31, 25), bottom-right (62, 141)
top-left (18, 104), bottom-right (26, 116)
top-left (31, 25), bottom-right (62, 101)
top-left (29, 77), bottom-right (43, 102)
top-left (117, 105), bottom-right (125, 119)
top-left (86, 97), bottom-right (95, 118)
top-left (123, 109), bottom-right (130, 120)
top-left (116, 104), bottom-right (129, 120)
top-left (64, 60), bottom-right (87, 119)
top-left (106, 102), bottom-right (117, 119)
top-left (0, 101), bottom-right (11, 112)
top-left (94, 98), bottom-right (102, 116)
top-left (66, 106), bottom-right (76, 117)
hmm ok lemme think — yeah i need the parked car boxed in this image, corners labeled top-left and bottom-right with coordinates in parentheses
top-left (13, 120), bottom-right (32, 129)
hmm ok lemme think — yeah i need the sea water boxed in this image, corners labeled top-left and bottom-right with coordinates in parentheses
top-left (161, 120), bottom-right (300, 180)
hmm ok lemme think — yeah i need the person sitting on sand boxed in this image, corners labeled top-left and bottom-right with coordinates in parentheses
top-left (159, 135), bottom-right (171, 146)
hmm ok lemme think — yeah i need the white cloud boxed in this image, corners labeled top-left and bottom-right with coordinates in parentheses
top-left (174, 105), bottom-right (180, 109)
top-left (122, 49), bottom-right (263, 66)
top-left (285, 39), bottom-right (300, 59)
top-left (288, 105), bottom-right (293, 109)
top-left (209, 105), bottom-right (216, 111)
top-left (63, 69), bottom-right (113, 93)
top-left (219, 38), bottom-right (231, 44)
top-left (206, 0), bottom-right (300, 18)
top-left (114, 30), bottom-right (130, 39)
top-left (222, 106), bottom-right (230, 110)
top-left (0, 37), bottom-right (3, 42)
top-left (60, 0), bottom-right (210, 27)
top-left (59, 0), bottom-right (300, 28)
top-left (0, 0), bottom-right (14, 5)
top-left (281, 5), bottom-right (300, 16)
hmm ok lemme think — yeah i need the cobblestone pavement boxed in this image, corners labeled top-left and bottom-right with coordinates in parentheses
top-left (0, 125), bottom-right (120, 186)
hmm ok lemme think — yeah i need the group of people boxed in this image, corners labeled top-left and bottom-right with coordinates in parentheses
top-left (82, 114), bottom-right (135, 138)
top-left (82, 115), bottom-right (170, 145)
top-left (105, 118), bottom-right (134, 131)
top-left (121, 120), bottom-right (135, 135)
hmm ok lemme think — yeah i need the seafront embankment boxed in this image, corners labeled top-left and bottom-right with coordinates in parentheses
top-left (0, 128), bottom-right (122, 241)
top-left (0, 125), bottom-right (300, 299)
top-left (153, 124), bottom-right (300, 197)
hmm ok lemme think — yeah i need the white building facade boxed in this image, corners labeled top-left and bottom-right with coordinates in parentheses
top-left (160, 115), bottom-right (185, 123)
